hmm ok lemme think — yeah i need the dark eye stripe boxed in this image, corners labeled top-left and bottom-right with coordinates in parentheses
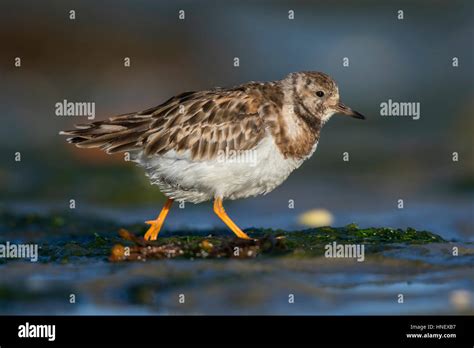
top-left (316, 91), bottom-right (324, 97)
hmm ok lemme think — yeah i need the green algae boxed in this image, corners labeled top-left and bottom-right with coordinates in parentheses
top-left (108, 224), bottom-right (445, 261)
top-left (0, 210), bottom-right (446, 263)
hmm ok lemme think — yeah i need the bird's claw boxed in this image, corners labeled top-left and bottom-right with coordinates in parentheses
top-left (143, 219), bottom-right (163, 241)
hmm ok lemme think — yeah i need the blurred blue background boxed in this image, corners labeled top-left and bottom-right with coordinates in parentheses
top-left (1, 0), bottom-right (472, 241)
top-left (0, 0), bottom-right (473, 316)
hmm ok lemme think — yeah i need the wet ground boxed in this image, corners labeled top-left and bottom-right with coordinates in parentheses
top-left (0, 210), bottom-right (473, 315)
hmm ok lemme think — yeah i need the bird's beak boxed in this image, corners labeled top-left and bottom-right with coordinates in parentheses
top-left (334, 102), bottom-right (366, 120)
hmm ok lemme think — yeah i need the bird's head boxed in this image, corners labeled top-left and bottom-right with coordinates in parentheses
top-left (285, 71), bottom-right (365, 124)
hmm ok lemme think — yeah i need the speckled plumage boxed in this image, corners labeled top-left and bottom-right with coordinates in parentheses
top-left (61, 71), bottom-right (364, 203)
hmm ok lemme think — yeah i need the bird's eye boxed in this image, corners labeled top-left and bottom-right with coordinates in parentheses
top-left (316, 91), bottom-right (325, 97)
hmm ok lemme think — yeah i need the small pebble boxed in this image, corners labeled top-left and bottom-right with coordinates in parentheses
top-left (450, 290), bottom-right (472, 311)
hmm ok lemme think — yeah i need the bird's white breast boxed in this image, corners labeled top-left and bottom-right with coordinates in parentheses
top-left (132, 134), bottom-right (318, 203)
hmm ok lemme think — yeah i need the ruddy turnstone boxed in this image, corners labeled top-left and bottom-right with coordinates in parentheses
top-left (60, 71), bottom-right (365, 240)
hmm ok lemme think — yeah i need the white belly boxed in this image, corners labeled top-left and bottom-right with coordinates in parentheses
top-left (132, 135), bottom-right (317, 203)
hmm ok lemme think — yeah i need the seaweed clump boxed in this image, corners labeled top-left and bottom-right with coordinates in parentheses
top-left (108, 224), bottom-right (445, 262)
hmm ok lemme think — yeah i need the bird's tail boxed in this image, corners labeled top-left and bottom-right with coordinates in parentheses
top-left (59, 113), bottom-right (152, 154)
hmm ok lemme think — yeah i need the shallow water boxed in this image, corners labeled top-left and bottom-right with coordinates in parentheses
top-left (0, 243), bottom-right (472, 315)
top-left (0, 209), bottom-right (472, 315)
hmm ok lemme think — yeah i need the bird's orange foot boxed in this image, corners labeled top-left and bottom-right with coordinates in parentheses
top-left (213, 198), bottom-right (252, 240)
top-left (143, 198), bottom-right (174, 241)
top-left (234, 231), bottom-right (252, 240)
top-left (144, 218), bottom-right (165, 241)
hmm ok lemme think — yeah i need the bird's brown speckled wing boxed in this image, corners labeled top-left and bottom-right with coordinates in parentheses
top-left (61, 87), bottom-right (270, 160)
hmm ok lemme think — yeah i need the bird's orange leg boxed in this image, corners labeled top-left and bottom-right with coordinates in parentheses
top-left (144, 198), bottom-right (174, 241)
top-left (213, 198), bottom-right (251, 240)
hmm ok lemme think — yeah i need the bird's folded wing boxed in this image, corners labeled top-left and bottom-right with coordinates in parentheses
top-left (60, 88), bottom-right (268, 161)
